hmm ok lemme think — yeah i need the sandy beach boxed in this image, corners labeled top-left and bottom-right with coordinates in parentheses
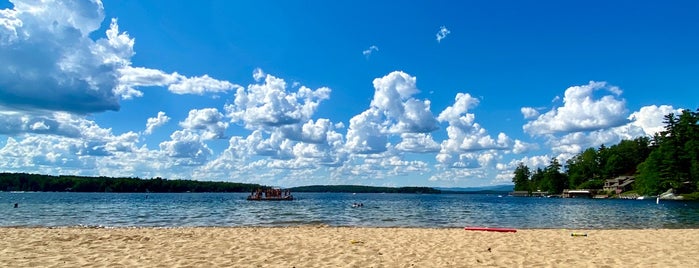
top-left (1, 227), bottom-right (697, 267)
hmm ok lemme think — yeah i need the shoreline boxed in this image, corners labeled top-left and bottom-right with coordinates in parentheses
top-left (2, 224), bottom-right (699, 230)
top-left (2, 227), bottom-right (698, 267)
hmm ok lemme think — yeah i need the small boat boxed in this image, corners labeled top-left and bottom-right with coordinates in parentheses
top-left (247, 188), bottom-right (294, 201)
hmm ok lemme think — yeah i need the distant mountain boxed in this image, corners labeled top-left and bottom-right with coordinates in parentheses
top-left (436, 185), bottom-right (513, 193)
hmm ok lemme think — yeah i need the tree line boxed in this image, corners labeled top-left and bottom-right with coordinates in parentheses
top-left (513, 108), bottom-right (699, 196)
top-left (0, 173), bottom-right (265, 193)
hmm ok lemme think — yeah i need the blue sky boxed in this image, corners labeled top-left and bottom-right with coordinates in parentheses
top-left (0, 0), bottom-right (697, 187)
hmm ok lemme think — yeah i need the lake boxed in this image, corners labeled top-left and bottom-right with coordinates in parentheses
top-left (2, 192), bottom-right (698, 228)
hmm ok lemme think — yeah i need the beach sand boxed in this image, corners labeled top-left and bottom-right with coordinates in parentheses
top-left (1, 227), bottom-right (697, 267)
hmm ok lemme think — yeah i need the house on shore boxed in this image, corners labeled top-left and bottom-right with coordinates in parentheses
top-left (603, 176), bottom-right (635, 194)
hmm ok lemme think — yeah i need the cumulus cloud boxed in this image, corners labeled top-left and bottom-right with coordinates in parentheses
top-left (226, 70), bottom-right (331, 129)
top-left (436, 26), bottom-right (450, 42)
top-left (252, 68), bottom-right (265, 82)
top-left (118, 66), bottom-right (239, 97)
top-left (370, 71), bottom-right (438, 133)
top-left (523, 81), bottom-right (629, 135)
top-left (395, 133), bottom-right (440, 153)
top-left (520, 85), bottom-right (680, 164)
top-left (345, 109), bottom-right (388, 154)
top-left (628, 105), bottom-right (681, 136)
top-left (0, 112), bottom-right (155, 176)
top-left (362, 45), bottom-right (378, 58)
top-left (436, 93), bottom-right (518, 166)
top-left (543, 109), bottom-right (665, 161)
top-left (0, 1), bottom-right (130, 113)
top-left (345, 71), bottom-right (438, 154)
top-left (512, 139), bottom-right (538, 154)
top-left (0, 110), bottom-right (124, 138)
top-left (0, 0), bottom-right (235, 114)
top-left (520, 107), bottom-right (540, 119)
top-left (159, 130), bottom-right (212, 165)
top-left (179, 108), bottom-right (228, 140)
top-left (144, 111), bottom-right (170, 135)
top-left (428, 168), bottom-right (488, 183)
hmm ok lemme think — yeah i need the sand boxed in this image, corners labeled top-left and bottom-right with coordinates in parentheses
top-left (1, 227), bottom-right (697, 267)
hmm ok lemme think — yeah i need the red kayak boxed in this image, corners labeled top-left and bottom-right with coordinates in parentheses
top-left (464, 227), bottom-right (517, 233)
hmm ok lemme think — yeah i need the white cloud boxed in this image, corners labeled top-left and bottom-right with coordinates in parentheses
top-left (628, 105), bottom-right (681, 136)
top-left (168, 74), bottom-right (238, 95)
top-left (252, 68), bottom-right (265, 82)
top-left (523, 81), bottom-right (629, 135)
top-left (300, 119), bottom-right (333, 144)
top-left (118, 66), bottom-right (239, 97)
top-left (0, 0), bottom-right (235, 114)
top-left (436, 26), bottom-right (450, 43)
top-left (159, 130), bottom-right (212, 165)
top-left (436, 93), bottom-right (517, 166)
top-left (428, 168), bottom-right (488, 184)
top-left (345, 109), bottom-right (388, 154)
top-left (508, 155), bottom-right (551, 171)
top-left (226, 70), bottom-right (331, 129)
top-left (0, 112), bottom-right (165, 177)
top-left (0, 0), bottom-right (130, 113)
top-left (145, 111), bottom-right (170, 135)
top-left (520, 107), bottom-right (540, 119)
top-left (395, 133), bottom-right (440, 153)
top-left (521, 86), bottom-right (679, 165)
top-left (512, 139), bottom-right (538, 154)
top-left (0, 110), bottom-right (113, 138)
top-left (370, 71), bottom-right (438, 133)
top-left (179, 108), bottom-right (228, 140)
top-left (345, 71), bottom-right (439, 154)
top-left (362, 45), bottom-right (378, 58)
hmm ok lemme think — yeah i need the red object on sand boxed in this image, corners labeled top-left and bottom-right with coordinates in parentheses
top-left (464, 227), bottom-right (517, 233)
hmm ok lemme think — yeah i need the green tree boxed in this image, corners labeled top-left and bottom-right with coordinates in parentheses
top-left (636, 109), bottom-right (699, 194)
top-left (544, 158), bottom-right (568, 194)
top-left (566, 147), bottom-right (599, 188)
top-left (530, 168), bottom-right (545, 192)
top-left (512, 162), bottom-right (531, 191)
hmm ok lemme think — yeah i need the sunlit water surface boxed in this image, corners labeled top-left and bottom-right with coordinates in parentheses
top-left (2, 192), bottom-right (698, 228)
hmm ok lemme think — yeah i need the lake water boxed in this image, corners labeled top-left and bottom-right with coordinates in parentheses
top-left (2, 192), bottom-right (698, 229)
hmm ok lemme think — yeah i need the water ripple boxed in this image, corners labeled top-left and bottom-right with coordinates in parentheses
top-left (1, 192), bottom-right (698, 228)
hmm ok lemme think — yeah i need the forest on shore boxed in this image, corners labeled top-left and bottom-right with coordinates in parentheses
top-left (0, 173), bottom-right (440, 194)
top-left (0, 173), bottom-right (264, 193)
top-left (512, 109), bottom-right (699, 198)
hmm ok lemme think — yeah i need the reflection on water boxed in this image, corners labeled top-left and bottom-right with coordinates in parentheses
top-left (1, 192), bottom-right (698, 228)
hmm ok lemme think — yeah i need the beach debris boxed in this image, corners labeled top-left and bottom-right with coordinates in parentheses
top-left (464, 226), bottom-right (517, 233)
top-left (571, 233), bottom-right (588, 237)
top-left (487, 247), bottom-right (491, 252)
top-left (350, 239), bottom-right (365, 244)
